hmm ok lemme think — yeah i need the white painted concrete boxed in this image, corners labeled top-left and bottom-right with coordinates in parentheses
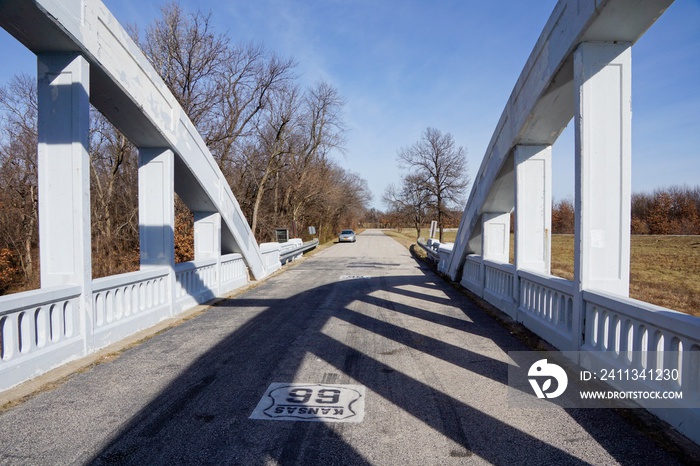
top-left (194, 212), bottom-right (223, 296)
top-left (436, 0), bottom-right (700, 445)
top-left (194, 213), bottom-right (222, 262)
top-left (574, 42), bottom-right (632, 298)
top-left (37, 53), bottom-right (93, 353)
top-left (138, 148), bottom-right (175, 269)
top-left (0, 0), bottom-right (269, 280)
top-left (482, 212), bottom-right (510, 264)
top-left (0, 0), bottom-right (319, 392)
top-left (445, 0), bottom-right (674, 282)
top-left (3, 0), bottom-right (698, 449)
top-left (514, 145), bottom-right (551, 275)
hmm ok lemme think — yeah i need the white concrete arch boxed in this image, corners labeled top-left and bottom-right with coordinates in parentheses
top-left (0, 0), bottom-right (270, 280)
top-left (0, 0), bottom-right (303, 392)
top-left (437, 0), bottom-right (700, 444)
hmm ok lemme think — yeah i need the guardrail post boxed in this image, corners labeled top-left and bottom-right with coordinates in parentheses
top-left (138, 148), bottom-right (175, 315)
top-left (573, 42), bottom-right (632, 351)
top-left (37, 53), bottom-right (93, 354)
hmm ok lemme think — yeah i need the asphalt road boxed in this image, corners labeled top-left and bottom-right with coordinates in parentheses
top-left (0, 229), bottom-right (692, 465)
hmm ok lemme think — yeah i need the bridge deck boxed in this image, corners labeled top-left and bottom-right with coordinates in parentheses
top-left (0, 230), bottom-right (689, 465)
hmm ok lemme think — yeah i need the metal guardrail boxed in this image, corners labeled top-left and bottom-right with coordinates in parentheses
top-left (280, 239), bottom-right (320, 264)
top-left (417, 239), bottom-right (440, 262)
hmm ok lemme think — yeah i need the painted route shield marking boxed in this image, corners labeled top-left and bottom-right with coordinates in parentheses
top-left (250, 383), bottom-right (366, 423)
top-left (339, 275), bottom-right (372, 280)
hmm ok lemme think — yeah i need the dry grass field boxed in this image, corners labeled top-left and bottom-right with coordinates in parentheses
top-left (551, 234), bottom-right (700, 317)
top-left (386, 229), bottom-right (700, 317)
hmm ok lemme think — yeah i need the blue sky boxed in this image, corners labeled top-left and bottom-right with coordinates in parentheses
top-left (1, 1), bottom-right (698, 209)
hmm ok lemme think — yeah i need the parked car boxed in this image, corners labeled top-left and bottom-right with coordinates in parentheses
top-left (338, 229), bottom-right (356, 243)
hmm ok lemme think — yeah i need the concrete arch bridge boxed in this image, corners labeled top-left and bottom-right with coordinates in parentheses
top-left (0, 0), bottom-right (698, 455)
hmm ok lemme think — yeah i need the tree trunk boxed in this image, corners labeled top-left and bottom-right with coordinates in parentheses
top-left (251, 169), bottom-right (272, 238)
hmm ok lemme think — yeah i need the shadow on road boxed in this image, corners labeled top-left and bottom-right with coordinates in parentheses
top-left (88, 252), bottom-right (686, 465)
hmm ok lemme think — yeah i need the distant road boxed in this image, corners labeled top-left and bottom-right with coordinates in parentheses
top-left (0, 229), bottom-right (688, 465)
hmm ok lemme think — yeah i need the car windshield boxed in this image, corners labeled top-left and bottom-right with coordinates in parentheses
top-left (341, 230), bottom-right (353, 234)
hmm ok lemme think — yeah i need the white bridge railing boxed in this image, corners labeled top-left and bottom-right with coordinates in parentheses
top-left (0, 285), bottom-right (84, 389)
top-left (581, 290), bottom-right (700, 398)
top-left (518, 270), bottom-right (575, 352)
top-left (174, 253), bottom-right (249, 313)
top-left (483, 261), bottom-right (516, 319)
top-left (456, 253), bottom-right (700, 444)
top-left (0, 0), bottom-right (320, 393)
top-left (92, 268), bottom-right (170, 350)
top-left (0, 242), bottom-right (318, 392)
top-left (433, 0), bottom-right (699, 445)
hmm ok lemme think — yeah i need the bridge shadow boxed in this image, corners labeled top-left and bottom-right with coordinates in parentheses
top-left (87, 255), bottom-right (684, 465)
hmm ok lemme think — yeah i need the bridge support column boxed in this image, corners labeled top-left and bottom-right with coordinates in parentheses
top-left (573, 42), bottom-right (632, 350)
top-left (138, 148), bottom-right (175, 312)
top-left (574, 43), bottom-right (632, 296)
top-left (194, 212), bottom-right (221, 294)
top-left (139, 148), bottom-right (175, 269)
top-left (37, 53), bottom-right (93, 352)
top-left (514, 145), bottom-right (551, 275)
top-left (482, 212), bottom-right (510, 264)
top-left (138, 148), bottom-right (175, 268)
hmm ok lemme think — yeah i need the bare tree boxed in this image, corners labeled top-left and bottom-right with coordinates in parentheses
top-left (283, 160), bottom-right (370, 240)
top-left (551, 198), bottom-right (575, 234)
top-left (0, 2), bottom-right (367, 295)
top-left (137, 1), bottom-right (229, 128)
top-left (397, 127), bottom-right (470, 241)
top-left (135, 2), bottom-right (296, 167)
top-left (335, 169), bottom-right (373, 228)
top-left (0, 74), bottom-right (39, 289)
top-left (383, 173), bottom-right (431, 239)
top-left (281, 81), bottom-right (346, 231)
top-left (134, 3), bottom-right (362, 244)
top-left (0, 73), bottom-right (142, 290)
top-left (630, 186), bottom-right (700, 235)
top-left (208, 48), bottom-right (296, 167)
top-left (247, 84), bottom-right (299, 236)
top-left (135, 1), bottom-right (298, 251)
top-left (89, 110), bottom-right (139, 276)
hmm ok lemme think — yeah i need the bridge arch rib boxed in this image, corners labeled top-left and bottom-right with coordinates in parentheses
top-left (2, 0), bottom-right (700, 448)
top-left (0, 0), bottom-right (270, 280)
top-left (445, 0), bottom-right (674, 282)
top-left (0, 0), bottom-right (302, 391)
top-left (437, 0), bottom-right (700, 445)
